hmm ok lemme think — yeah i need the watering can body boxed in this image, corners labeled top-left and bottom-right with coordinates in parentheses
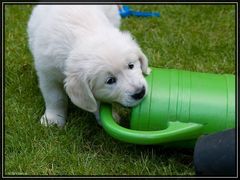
top-left (100, 68), bottom-right (235, 148)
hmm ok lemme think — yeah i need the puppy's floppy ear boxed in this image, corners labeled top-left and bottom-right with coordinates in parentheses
top-left (64, 74), bottom-right (97, 112)
top-left (138, 50), bottom-right (151, 75)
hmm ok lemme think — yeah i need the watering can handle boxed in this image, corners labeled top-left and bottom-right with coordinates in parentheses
top-left (100, 104), bottom-right (203, 145)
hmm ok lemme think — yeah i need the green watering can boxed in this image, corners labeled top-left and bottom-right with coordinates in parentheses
top-left (100, 68), bottom-right (235, 148)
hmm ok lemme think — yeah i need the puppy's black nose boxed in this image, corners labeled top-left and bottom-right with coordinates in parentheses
top-left (131, 86), bottom-right (146, 100)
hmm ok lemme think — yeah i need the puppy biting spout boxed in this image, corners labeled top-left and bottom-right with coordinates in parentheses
top-left (28, 5), bottom-right (150, 127)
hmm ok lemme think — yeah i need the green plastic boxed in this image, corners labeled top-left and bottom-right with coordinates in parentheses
top-left (100, 68), bottom-right (235, 148)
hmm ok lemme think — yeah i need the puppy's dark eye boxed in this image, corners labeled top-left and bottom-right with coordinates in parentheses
top-left (128, 63), bottom-right (134, 69)
top-left (106, 77), bottom-right (117, 85)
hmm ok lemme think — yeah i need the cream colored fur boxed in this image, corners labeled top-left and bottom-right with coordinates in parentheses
top-left (27, 5), bottom-right (150, 127)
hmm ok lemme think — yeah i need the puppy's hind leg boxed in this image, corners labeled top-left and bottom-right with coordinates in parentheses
top-left (37, 71), bottom-right (68, 127)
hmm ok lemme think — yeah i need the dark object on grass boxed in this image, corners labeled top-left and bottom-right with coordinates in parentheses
top-left (194, 128), bottom-right (236, 176)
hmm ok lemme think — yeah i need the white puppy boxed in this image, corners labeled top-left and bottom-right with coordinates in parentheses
top-left (27, 5), bottom-right (150, 127)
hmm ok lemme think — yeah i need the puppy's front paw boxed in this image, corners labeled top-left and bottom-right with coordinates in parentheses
top-left (40, 112), bottom-right (65, 128)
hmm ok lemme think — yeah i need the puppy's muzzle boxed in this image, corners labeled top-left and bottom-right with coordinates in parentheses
top-left (131, 86), bottom-right (146, 100)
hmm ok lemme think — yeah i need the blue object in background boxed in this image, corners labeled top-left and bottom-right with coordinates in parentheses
top-left (119, 5), bottom-right (160, 18)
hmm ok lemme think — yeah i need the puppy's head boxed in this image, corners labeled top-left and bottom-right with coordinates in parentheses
top-left (64, 30), bottom-right (150, 112)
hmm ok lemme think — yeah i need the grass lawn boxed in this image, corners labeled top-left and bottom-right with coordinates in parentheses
top-left (4, 4), bottom-right (235, 176)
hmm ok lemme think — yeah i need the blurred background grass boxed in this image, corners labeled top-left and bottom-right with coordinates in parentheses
top-left (4, 4), bottom-right (235, 176)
